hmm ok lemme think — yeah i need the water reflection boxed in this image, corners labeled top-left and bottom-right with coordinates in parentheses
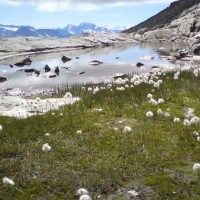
top-left (0, 42), bottom-right (180, 91)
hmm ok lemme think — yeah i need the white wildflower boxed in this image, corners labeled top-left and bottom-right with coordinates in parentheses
top-left (79, 194), bottom-right (92, 200)
top-left (2, 177), bottom-right (14, 185)
top-left (45, 133), bottom-right (50, 136)
top-left (157, 109), bottom-right (163, 115)
top-left (116, 87), bottom-right (125, 91)
top-left (134, 80), bottom-right (140, 85)
top-left (190, 116), bottom-right (200, 124)
top-left (164, 112), bottom-right (170, 117)
top-left (146, 111), bottom-right (153, 118)
top-left (193, 131), bottom-right (199, 137)
top-left (63, 92), bottom-right (72, 99)
top-left (158, 80), bottom-right (163, 84)
top-left (149, 80), bottom-right (154, 84)
top-left (104, 79), bottom-right (111, 84)
top-left (35, 97), bottom-right (41, 102)
top-left (149, 98), bottom-right (158, 106)
top-left (0, 125), bottom-right (2, 132)
top-left (193, 163), bottom-right (200, 171)
top-left (184, 108), bottom-right (195, 118)
top-left (94, 108), bottom-right (103, 113)
top-left (123, 126), bottom-right (132, 133)
top-left (125, 84), bottom-right (129, 88)
top-left (183, 119), bottom-right (191, 127)
top-left (93, 87), bottom-right (99, 94)
top-left (76, 188), bottom-right (89, 196)
top-left (197, 137), bottom-right (200, 142)
top-left (153, 82), bottom-right (160, 88)
top-left (76, 130), bottom-right (83, 135)
top-left (42, 143), bottom-right (52, 152)
top-left (147, 93), bottom-right (153, 99)
top-left (173, 117), bottom-right (180, 123)
top-left (158, 98), bottom-right (164, 104)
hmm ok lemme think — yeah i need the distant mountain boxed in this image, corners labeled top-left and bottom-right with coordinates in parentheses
top-left (124, 0), bottom-right (200, 34)
top-left (64, 22), bottom-right (127, 35)
top-left (0, 22), bottom-right (127, 38)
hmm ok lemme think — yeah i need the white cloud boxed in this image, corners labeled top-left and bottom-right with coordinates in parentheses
top-left (1, 0), bottom-right (175, 12)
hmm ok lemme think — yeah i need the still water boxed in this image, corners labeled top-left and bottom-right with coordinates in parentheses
top-left (0, 42), bottom-right (182, 92)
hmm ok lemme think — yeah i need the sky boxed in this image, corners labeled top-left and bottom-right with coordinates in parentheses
top-left (0, 0), bottom-right (175, 29)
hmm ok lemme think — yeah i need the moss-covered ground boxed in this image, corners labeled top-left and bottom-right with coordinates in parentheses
top-left (0, 71), bottom-right (200, 199)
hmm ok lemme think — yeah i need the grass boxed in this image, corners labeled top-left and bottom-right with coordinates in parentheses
top-left (0, 70), bottom-right (200, 199)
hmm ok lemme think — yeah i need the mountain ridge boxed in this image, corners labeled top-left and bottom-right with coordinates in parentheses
top-left (124, 0), bottom-right (200, 34)
top-left (0, 22), bottom-right (127, 38)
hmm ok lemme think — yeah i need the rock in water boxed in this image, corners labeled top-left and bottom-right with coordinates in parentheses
top-left (136, 62), bottom-right (144, 67)
top-left (14, 57), bottom-right (32, 67)
top-left (61, 56), bottom-right (72, 63)
top-left (22, 57), bottom-right (32, 66)
top-left (88, 60), bottom-right (103, 65)
top-left (44, 65), bottom-right (51, 72)
top-left (0, 76), bottom-right (8, 83)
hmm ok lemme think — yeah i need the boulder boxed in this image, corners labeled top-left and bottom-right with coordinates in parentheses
top-left (132, 33), bottom-right (142, 41)
top-left (0, 76), bottom-right (8, 83)
top-left (14, 57), bottom-right (32, 67)
top-left (143, 29), bottom-right (172, 41)
top-left (61, 56), bottom-right (72, 63)
top-left (192, 42), bottom-right (200, 55)
top-left (88, 60), bottom-right (103, 66)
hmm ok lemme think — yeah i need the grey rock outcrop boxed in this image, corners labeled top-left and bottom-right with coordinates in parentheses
top-left (124, 0), bottom-right (200, 34)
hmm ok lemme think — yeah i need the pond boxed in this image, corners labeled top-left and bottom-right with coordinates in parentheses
top-left (0, 42), bottom-right (189, 95)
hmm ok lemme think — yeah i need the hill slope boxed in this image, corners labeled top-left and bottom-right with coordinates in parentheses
top-left (124, 0), bottom-right (200, 34)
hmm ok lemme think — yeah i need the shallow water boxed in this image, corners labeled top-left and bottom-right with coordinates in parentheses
top-left (0, 42), bottom-right (187, 92)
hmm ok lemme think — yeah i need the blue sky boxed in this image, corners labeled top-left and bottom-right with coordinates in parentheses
top-left (0, 0), bottom-right (175, 28)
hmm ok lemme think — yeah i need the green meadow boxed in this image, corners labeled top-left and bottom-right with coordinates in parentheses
top-left (0, 70), bottom-right (200, 199)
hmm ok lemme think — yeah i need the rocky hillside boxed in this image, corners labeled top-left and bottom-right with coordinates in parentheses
top-left (124, 0), bottom-right (200, 34)
top-left (123, 0), bottom-right (200, 56)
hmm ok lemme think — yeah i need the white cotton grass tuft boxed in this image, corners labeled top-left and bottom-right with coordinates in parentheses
top-left (146, 111), bottom-right (153, 118)
top-left (76, 188), bottom-right (89, 196)
top-left (193, 131), bottom-right (199, 137)
top-left (184, 108), bottom-right (195, 118)
top-left (79, 194), bottom-right (92, 200)
top-left (76, 130), bottom-right (83, 135)
top-left (197, 137), bottom-right (200, 142)
top-left (63, 92), bottom-right (72, 99)
top-left (190, 116), bottom-right (200, 124)
top-left (164, 112), bottom-right (170, 117)
top-left (2, 177), bottom-right (15, 185)
top-left (157, 109), bottom-right (163, 115)
top-left (42, 143), bottom-right (52, 152)
top-left (193, 163), bottom-right (200, 171)
top-left (183, 119), bottom-right (191, 127)
top-left (147, 93), bottom-right (153, 99)
top-left (149, 98), bottom-right (158, 106)
top-left (158, 98), bottom-right (164, 104)
top-left (173, 117), bottom-right (180, 123)
top-left (88, 87), bottom-right (92, 91)
top-left (123, 126), bottom-right (132, 133)
top-left (0, 124), bottom-right (2, 132)
top-left (45, 133), bottom-right (50, 136)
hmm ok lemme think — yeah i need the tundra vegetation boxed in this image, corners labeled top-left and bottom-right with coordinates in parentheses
top-left (0, 66), bottom-right (200, 199)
